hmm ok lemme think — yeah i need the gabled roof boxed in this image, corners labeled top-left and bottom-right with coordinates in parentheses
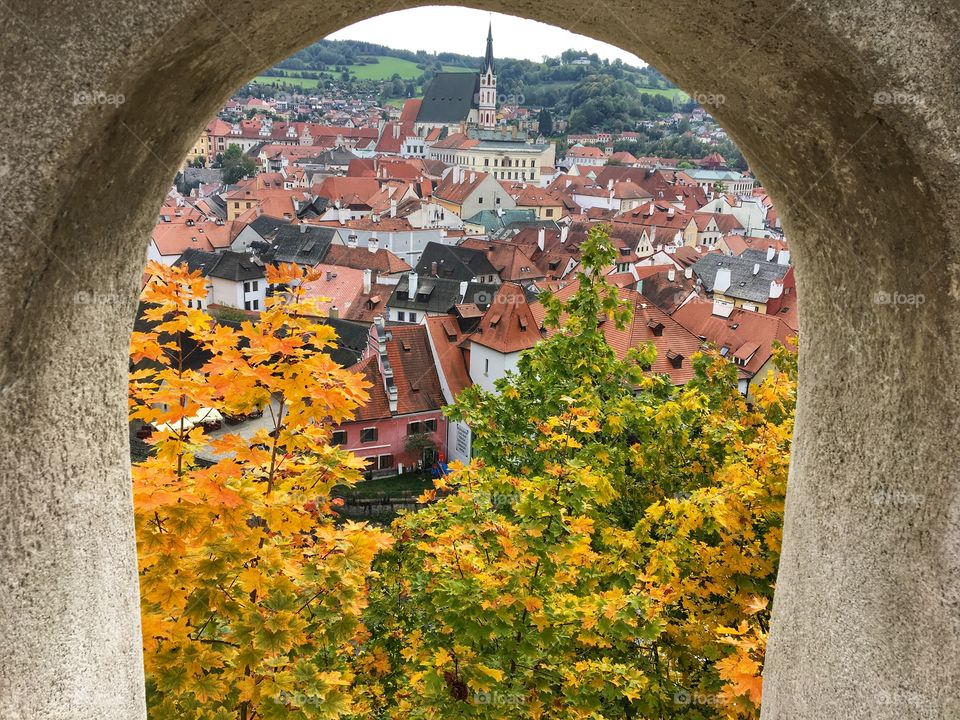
top-left (470, 283), bottom-right (543, 353)
top-left (672, 301), bottom-right (794, 379)
top-left (530, 280), bottom-right (703, 385)
top-left (175, 248), bottom-right (265, 282)
top-left (258, 225), bottom-right (336, 266)
top-left (433, 170), bottom-right (489, 206)
top-left (691, 254), bottom-right (789, 303)
top-left (151, 219), bottom-right (232, 256)
top-left (459, 239), bottom-right (545, 283)
top-left (425, 315), bottom-right (473, 399)
top-left (415, 241), bottom-right (498, 281)
top-left (324, 244), bottom-right (411, 275)
top-left (416, 72), bottom-right (481, 124)
top-left (347, 325), bottom-right (445, 420)
top-left (389, 274), bottom-right (499, 315)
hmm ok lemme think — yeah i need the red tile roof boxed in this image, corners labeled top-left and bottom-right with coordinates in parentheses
top-left (470, 283), bottom-right (543, 353)
top-left (425, 315), bottom-right (473, 398)
top-left (672, 300), bottom-right (794, 380)
top-left (531, 281), bottom-right (703, 385)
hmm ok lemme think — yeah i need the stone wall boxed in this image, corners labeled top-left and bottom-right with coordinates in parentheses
top-left (1, 1), bottom-right (958, 718)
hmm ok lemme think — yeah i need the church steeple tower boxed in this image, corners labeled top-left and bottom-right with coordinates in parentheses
top-left (483, 21), bottom-right (495, 75)
top-left (478, 20), bottom-right (497, 130)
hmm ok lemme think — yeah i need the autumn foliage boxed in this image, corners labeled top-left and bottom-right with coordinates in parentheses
top-left (130, 261), bottom-right (391, 720)
top-left (130, 228), bottom-right (795, 719)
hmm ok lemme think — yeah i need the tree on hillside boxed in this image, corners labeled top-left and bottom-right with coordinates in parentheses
top-left (131, 261), bottom-right (391, 720)
top-left (537, 108), bottom-right (553, 137)
top-left (356, 226), bottom-right (795, 719)
top-left (220, 144), bottom-right (257, 185)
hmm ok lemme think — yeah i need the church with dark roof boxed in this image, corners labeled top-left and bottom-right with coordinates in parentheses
top-left (413, 23), bottom-right (497, 136)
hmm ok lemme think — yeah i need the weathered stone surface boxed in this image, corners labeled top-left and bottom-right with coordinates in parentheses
top-left (0, 1), bottom-right (957, 718)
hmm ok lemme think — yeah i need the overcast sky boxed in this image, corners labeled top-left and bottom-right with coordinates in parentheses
top-left (328, 6), bottom-right (647, 67)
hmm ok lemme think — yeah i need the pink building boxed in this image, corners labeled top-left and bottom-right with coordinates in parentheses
top-left (334, 319), bottom-right (448, 478)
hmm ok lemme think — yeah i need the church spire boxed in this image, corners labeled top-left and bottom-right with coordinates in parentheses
top-left (483, 20), bottom-right (494, 74)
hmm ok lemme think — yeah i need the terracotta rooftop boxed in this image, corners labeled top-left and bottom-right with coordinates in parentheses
top-left (469, 282), bottom-right (544, 354)
top-left (531, 280), bottom-right (703, 385)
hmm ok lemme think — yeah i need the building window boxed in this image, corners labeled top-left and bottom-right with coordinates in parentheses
top-left (244, 281), bottom-right (250, 292)
top-left (244, 301), bottom-right (251, 310)
top-left (332, 430), bottom-right (347, 445)
top-left (360, 427), bottom-right (378, 443)
top-left (252, 299), bottom-right (259, 310)
top-left (409, 312), bottom-right (416, 322)
top-left (397, 311), bottom-right (405, 322)
top-left (252, 280), bottom-right (259, 291)
top-left (378, 454), bottom-right (394, 471)
top-left (424, 418), bottom-right (437, 433)
top-left (408, 421), bottom-right (421, 435)
top-left (484, 358), bottom-right (489, 375)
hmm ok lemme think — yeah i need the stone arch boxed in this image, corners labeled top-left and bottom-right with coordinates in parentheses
top-left (1, 2), bottom-right (957, 718)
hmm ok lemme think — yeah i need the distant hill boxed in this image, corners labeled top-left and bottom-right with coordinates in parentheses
top-left (249, 39), bottom-right (692, 133)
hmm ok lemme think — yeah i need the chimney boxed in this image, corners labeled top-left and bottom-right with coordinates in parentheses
top-left (770, 279), bottom-right (784, 299)
top-left (667, 268), bottom-right (676, 282)
top-left (714, 267), bottom-right (732, 293)
top-left (363, 268), bottom-right (372, 294)
top-left (607, 179), bottom-right (613, 190)
top-left (777, 249), bottom-right (790, 265)
top-left (390, 198), bottom-right (397, 217)
top-left (766, 245), bottom-right (776, 261)
top-left (431, 260), bottom-right (438, 276)
top-left (537, 227), bottom-right (545, 251)
top-left (300, 223), bottom-right (307, 234)
top-left (347, 233), bottom-right (358, 248)
top-left (459, 280), bottom-right (468, 300)
top-left (408, 270), bottom-right (418, 297)
top-left (368, 233), bottom-right (379, 253)
top-left (752, 262), bottom-right (760, 276)
top-left (711, 298), bottom-right (734, 318)
top-left (388, 385), bottom-right (398, 414)
top-left (393, 123), bottom-right (400, 139)
top-left (560, 226), bottom-right (569, 243)
top-left (469, 171), bottom-right (476, 183)
top-left (684, 266), bottom-right (693, 279)
top-left (329, 304), bottom-right (339, 318)
top-left (667, 207), bottom-right (675, 218)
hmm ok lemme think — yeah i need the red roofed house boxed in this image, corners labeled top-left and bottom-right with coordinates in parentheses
top-left (467, 283), bottom-right (543, 392)
top-left (672, 298), bottom-right (795, 397)
top-left (563, 144), bottom-right (607, 168)
top-left (530, 280), bottom-right (703, 385)
top-left (424, 314), bottom-right (475, 463)
top-left (334, 320), bottom-right (448, 477)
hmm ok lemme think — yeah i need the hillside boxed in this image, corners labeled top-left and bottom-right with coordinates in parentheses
top-left (248, 39), bottom-right (691, 133)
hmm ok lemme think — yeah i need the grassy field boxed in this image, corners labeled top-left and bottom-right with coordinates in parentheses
top-left (441, 64), bottom-right (475, 73)
top-left (347, 56), bottom-right (424, 80)
top-left (638, 86), bottom-right (688, 101)
top-left (252, 74), bottom-right (320, 89)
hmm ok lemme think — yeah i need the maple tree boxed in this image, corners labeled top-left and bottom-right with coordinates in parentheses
top-left (355, 226), bottom-right (795, 719)
top-left (130, 261), bottom-right (391, 720)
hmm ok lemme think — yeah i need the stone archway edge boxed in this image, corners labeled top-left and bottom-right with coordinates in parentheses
top-left (0, 1), bottom-right (957, 718)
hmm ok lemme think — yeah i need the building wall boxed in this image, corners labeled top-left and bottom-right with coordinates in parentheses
top-left (469, 344), bottom-right (521, 393)
top-left (332, 227), bottom-right (455, 268)
top-left (335, 411), bottom-right (448, 477)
